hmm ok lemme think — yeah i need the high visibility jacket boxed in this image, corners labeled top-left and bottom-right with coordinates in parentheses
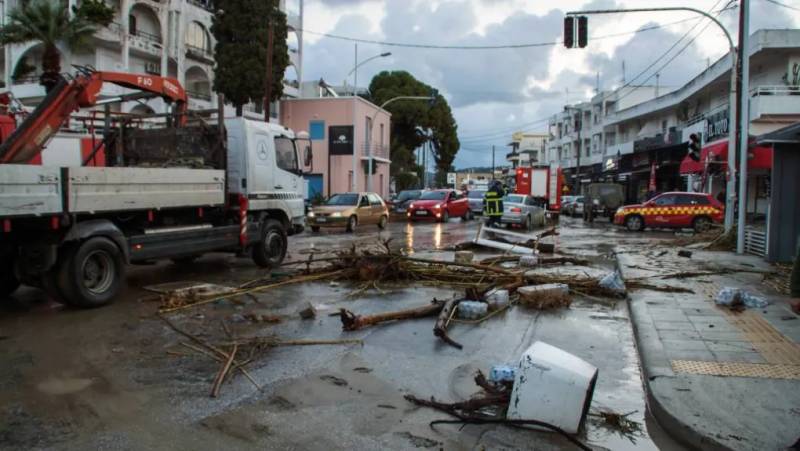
top-left (484, 189), bottom-right (504, 217)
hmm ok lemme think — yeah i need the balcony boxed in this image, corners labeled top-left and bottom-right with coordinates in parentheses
top-left (96, 22), bottom-right (123, 43)
top-left (361, 143), bottom-right (390, 161)
top-left (187, 89), bottom-right (212, 101)
top-left (749, 86), bottom-right (800, 121)
top-left (605, 141), bottom-right (634, 156)
top-left (186, 44), bottom-right (213, 63)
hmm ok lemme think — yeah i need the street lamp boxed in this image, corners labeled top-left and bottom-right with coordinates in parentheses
top-left (346, 44), bottom-right (392, 95)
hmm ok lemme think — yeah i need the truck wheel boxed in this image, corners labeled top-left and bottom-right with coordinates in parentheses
top-left (346, 216), bottom-right (357, 233)
top-left (693, 216), bottom-right (711, 233)
top-left (0, 260), bottom-right (20, 298)
top-left (252, 219), bottom-right (287, 268)
top-left (58, 237), bottom-right (125, 308)
top-left (625, 215), bottom-right (644, 232)
top-left (311, 226), bottom-right (320, 233)
top-left (377, 215), bottom-right (388, 230)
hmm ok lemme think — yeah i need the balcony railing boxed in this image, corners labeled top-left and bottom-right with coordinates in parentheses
top-left (750, 85), bottom-right (800, 97)
top-left (186, 44), bottom-right (213, 60)
top-left (361, 143), bottom-right (389, 160)
top-left (130, 29), bottom-right (161, 43)
top-left (187, 89), bottom-right (212, 101)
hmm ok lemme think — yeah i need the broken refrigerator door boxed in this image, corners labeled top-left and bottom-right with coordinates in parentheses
top-left (507, 341), bottom-right (598, 434)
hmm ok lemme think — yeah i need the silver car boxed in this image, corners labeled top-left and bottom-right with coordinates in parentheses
top-left (467, 189), bottom-right (487, 215)
top-left (500, 194), bottom-right (546, 230)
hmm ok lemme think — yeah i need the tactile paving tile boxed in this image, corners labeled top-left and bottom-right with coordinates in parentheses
top-left (722, 311), bottom-right (800, 365)
top-left (671, 360), bottom-right (800, 380)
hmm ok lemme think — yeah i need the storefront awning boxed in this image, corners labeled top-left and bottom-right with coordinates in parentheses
top-left (679, 139), bottom-right (773, 175)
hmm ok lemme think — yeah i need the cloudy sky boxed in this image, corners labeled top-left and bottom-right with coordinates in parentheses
top-left (299, 0), bottom-right (799, 169)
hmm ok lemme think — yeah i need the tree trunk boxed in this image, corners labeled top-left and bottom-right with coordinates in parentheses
top-left (40, 44), bottom-right (62, 93)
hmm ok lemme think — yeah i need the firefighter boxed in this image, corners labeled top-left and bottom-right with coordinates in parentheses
top-left (484, 180), bottom-right (505, 227)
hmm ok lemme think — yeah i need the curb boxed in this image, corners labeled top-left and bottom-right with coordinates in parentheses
top-left (614, 249), bottom-right (732, 451)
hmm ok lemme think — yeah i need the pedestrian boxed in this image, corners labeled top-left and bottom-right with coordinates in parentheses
top-left (791, 245), bottom-right (800, 315)
top-left (483, 180), bottom-right (505, 227)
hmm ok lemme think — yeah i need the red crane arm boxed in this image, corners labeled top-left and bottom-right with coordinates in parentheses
top-left (0, 71), bottom-right (188, 164)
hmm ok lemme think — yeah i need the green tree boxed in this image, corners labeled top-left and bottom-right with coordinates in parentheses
top-left (369, 71), bottom-right (459, 186)
top-left (0, 0), bottom-right (109, 92)
top-left (212, 0), bottom-right (289, 116)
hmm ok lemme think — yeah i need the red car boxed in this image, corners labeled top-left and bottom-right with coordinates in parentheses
top-left (407, 189), bottom-right (472, 222)
top-left (614, 192), bottom-right (724, 232)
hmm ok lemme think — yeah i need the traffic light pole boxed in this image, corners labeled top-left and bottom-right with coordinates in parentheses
top-left (566, 7), bottom-right (738, 233)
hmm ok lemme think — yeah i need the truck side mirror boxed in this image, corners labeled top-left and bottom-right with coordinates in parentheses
top-left (304, 145), bottom-right (312, 167)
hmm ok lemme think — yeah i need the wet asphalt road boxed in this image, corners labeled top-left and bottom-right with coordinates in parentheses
top-left (0, 216), bottom-right (686, 450)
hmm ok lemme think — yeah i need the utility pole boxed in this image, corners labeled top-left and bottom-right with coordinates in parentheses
top-left (353, 43), bottom-right (358, 96)
top-left (491, 145), bottom-right (495, 180)
top-left (737, 0), bottom-right (751, 254)
top-left (263, 19), bottom-right (274, 122)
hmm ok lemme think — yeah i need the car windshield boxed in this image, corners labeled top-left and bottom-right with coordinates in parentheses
top-left (419, 191), bottom-right (447, 200)
top-left (397, 190), bottom-right (421, 202)
top-left (468, 190), bottom-right (486, 199)
top-left (503, 195), bottom-right (525, 204)
top-left (326, 194), bottom-right (358, 206)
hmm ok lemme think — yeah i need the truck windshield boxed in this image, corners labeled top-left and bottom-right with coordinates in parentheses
top-left (419, 191), bottom-right (447, 200)
top-left (327, 194), bottom-right (359, 206)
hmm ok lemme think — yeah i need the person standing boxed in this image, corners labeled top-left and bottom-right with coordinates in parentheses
top-left (484, 180), bottom-right (505, 227)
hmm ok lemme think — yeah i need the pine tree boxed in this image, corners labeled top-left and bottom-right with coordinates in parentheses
top-left (211, 0), bottom-right (289, 116)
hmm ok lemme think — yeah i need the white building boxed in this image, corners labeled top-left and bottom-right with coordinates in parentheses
top-left (1, 0), bottom-right (303, 116)
top-left (546, 29), bottom-right (800, 205)
top-left (506, 131), bottom-right (547, 168)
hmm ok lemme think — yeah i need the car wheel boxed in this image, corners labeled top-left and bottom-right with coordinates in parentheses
top-left (346, 215), bottom-right (357, 233)
top-left (693, 216), bottom-right (711, 233)
top-left (625, 215), bottom-right (644, 232)
top-left (252, 219), bottom-right (288, 268)
top-left (462, 210), bottom-right (472, 221)
top-left (439, 210), bottom-right (449, 223)
top-left (311, 226), bottom-right (320, 233)
top-left (523, 215), bottom-right (531, 231)
top-left (377, 215), bottom-right (388, 229)
top-left (57, 237), bottom-right (125, 308)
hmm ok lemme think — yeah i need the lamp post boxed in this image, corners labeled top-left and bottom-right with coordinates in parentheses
top-left (361, 96), bottom-right (434, 192)
top-left (346, 45), bottom-right (391, 96)
top-left (565, 6), bottom-right (738, 233)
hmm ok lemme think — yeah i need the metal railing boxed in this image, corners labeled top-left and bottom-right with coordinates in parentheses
top-left (750, 85), bottom-right (800, 97)
top-left (186, 89), bottom-right (212, 101)
top-left (130, 29), bottom-right (162, 43)
top-left (361, 143), bottom-right (389, 159)
top-left (186, 44), bottom-right (213, 59)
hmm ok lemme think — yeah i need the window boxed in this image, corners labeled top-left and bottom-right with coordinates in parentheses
top-left (359, 196), bottom-right (370, 208)
top-left (678, 194), bottom-right (710, 205)
top-left (420, 191), bottom-right (447, 201)
top-left (274, 137), bottom-right (298, 173)
top-left (309, 120), bottom-right (325, 140)
top-left (186, 22), bottom-right (210, 51)
top-left (326, 194), bottom-right (358, 206)
top-left (653, 195), bottom-right (677, 206)
top-left (367, 193), bottom-right (382, 205)
top-left (380, 123), bottom-right (385, 148)
top-left (365, 116), bottom-right (372, 145)
top-left (129, 14), bottom-right (137, 34)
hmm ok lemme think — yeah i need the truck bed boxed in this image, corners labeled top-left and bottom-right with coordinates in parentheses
top-left (0, 165), bottom-right (225, 217)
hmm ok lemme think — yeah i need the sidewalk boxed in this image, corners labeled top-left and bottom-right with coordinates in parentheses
top-left (616, 245), bottom-right (800, 451)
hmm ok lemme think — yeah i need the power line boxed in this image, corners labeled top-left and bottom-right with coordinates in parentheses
top-left (762, 0), bottom-right (800, 12)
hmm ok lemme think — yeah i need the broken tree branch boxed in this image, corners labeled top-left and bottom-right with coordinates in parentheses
top-left (434, 298), bottom-right (463, 349)
top-left (338, 299), bottom-right (447, 331)
top-left (210, 344), bottom-right (238, 398)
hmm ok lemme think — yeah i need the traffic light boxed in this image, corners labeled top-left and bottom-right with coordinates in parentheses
top-left (577, 16), bottom-right (588, 48)
top-left (429, 88), bottom-right (438, 106)
top-left (688, 133), bottom-right (702, 162)
top-left (563, 16), bottom-right (575, 48)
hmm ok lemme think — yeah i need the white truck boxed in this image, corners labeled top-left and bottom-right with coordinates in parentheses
top-left (0, 70), bottom-right (309, 308)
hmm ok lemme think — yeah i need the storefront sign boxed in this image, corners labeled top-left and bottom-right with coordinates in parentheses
top-left (604, 156), bottom-right (618, 171)
top-left (329, 126), bottom-right (354, 155)
top-left (705, 108), bottom-right (729, 142)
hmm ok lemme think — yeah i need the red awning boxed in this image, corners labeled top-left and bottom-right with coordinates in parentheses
top-left (679, 139), bottom-right (773, 175)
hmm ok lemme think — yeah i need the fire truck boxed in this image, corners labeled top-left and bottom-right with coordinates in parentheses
top-left (0, 68), bottom-right (309, 308)
top-left (514, 165), bottom-right (564, 215)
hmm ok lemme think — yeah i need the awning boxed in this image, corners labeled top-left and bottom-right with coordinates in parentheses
top-left (679, 139), bottom-right (773, 175)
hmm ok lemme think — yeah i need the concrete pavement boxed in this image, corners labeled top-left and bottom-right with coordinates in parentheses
top-left (617, 245), bottom-right (800, 451)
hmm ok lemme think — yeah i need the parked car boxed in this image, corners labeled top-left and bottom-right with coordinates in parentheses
top-left (467, 189), bottom-right (487, 215)
top-left (307, 192), bottom-right (388, 233)
top-left (500, 194), bottom-right (546, 230)
top-left (583, 183), bottom-right (625, 222)
top-left (613, 192), bottom-right (724, 232)
top-left (407, 189), bottom-right (472, 222)
top-left (565, 195), bottom-right (585, 217)
top-left (391, 189), bottom-right (422, 214)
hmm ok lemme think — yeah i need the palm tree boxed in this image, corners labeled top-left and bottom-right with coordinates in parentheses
top-left (0, 0), bottom-right (99, 92)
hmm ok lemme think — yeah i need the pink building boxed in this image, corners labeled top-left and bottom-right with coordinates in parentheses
top-left (280, 96), bottom-right (391, 199)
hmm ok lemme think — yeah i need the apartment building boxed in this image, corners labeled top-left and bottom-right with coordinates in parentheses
top-left (506, 131), bottom-right (547, 168)
top-left (546, 29), bottom-right (800, 207)
top-left (1, 0), bottom-right (303, 116)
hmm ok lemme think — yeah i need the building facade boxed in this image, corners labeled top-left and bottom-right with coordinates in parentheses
top-left (1, 0), bottom-right (303, 116)
top-left (506, 131), bottom-right (548, 168)
top-left (545, 29), bottom-right (800, 209)
top-left (279, 96), bottom-right (392, 200)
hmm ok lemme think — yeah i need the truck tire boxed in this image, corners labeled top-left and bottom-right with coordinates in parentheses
top-left (252, 219), bottom-right (287, 268)
top-left (57, 237), bottom-right (125, 308)
top-left (0, 254), bottom-right (19, 298)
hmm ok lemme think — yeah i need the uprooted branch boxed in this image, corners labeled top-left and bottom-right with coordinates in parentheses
top-left (338, 299), bottom-right (447, 331)
top-left (433, 297), bottom-right (463, 349)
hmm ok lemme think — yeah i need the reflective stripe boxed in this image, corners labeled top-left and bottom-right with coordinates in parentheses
top-left (620, 205), bottom-right (721, 216)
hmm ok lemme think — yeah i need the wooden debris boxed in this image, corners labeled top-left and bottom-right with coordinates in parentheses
top-left (433, 297), bottom-right (464, 349)
top-left (210, 344), bottom-right (238, 398)
top-left (518, 284), bottom-right (571, 310)
top-left (298, 302), bottom-right (317, 320)
top-left (338, 300), bottom-right (447, 331)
